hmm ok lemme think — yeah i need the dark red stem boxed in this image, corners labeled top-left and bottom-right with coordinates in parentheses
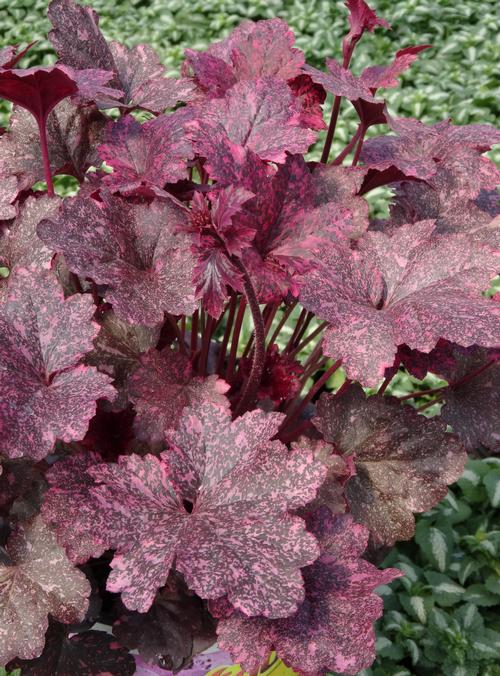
top-left (36, 116), bottom-right (55, 197)
top-left (233, 263), bottom-right (266, 417)
top-left (216, 295), bottom-right (237, 375)
top-left (332, 123), bottom-right (363, 165)
top-left (225, 296), bottom-right (246, 382)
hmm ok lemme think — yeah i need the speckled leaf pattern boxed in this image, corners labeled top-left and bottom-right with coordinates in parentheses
top-left (0, 174), bottom-right (18, 220)
top-left (129, 347), bottom-right (230, 446)
top-left (215, 507), bottom-right (401, 675)
top-left (0, 101), bottom-right (106, 191)
top-left (288, 74), bottom-right (326, 130)
top-left (85, 402), bottom-right (325, 616)
top-left (361, 45), bottom-right (432, 89)
top-left (37, 193), bottom-right (197, 325)
top-left (300, 224), bottom-right (499, 386)
top-left (183, 18), bottom-right (304, 99)
top-left (440, 347), bottom-right (500, 453)
top-left (98, 112), bottom-right (195, 196)
top-left (41, 452), bottom-right (108, 564)
top-left (8, 621), bottom-right (136, 676)
top-left (112, 574), bottom-right (216, 671)
top-left (361, 117), bottom-right (500, 183)
top-left (304, 59), bottom-right (378, 103)
top-left (0, 516), bottom-right (90, 665)
top-left (0, 195), bottom-right (60, 302)
top-left (0, 268), bottom-right (115, 460)
top-left (191, 77), bottom-right (316, 163)
top-left (314, 386), bottom-right (467, 544)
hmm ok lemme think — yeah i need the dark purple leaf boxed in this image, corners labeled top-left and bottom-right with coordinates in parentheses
top-left (82, 402), bottom-right (325, 615)
top-left (0, 268), bottom-right (115, 460)
top-left (304, 58), bottom-right (378, 104)
top-left (0, 516), bottom-right (90, 664)
top-left (98, 111), bottom-right (195, 197)
top-left (300, 222), bottom-right (499, 386)
top-left (360, 45), bottom-right (432, 89)
top-left (48, 0), bottom-right (194, 112)
top-left (288, 74), bottom-right (326, 130)
top-left (0, 195), bottom-right (60, 302)
top-left (129, 347), bottom-right (230, 447)
top-left (344, 0), bottom-right (391, 45)
top-left (113, 573), bottom-right (216, 671)
top-left (8, 621), bottom-right (136, 676)
top-left (440, 346), bottom-right (500, 453)
top-left (214, 507), bottom-right (401, 675)
top-left (37, 193), bottom-right (197, 325)
top-left (314, 385), bottom-right (467, 544)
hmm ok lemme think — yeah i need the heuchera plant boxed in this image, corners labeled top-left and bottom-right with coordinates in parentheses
top-left (0, 0), bottom-right (498, 673)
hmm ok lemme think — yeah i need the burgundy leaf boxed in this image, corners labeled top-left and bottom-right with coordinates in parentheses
top-left (287, 74), bottom-right (326, 130)
top-left (361, 117), bottom-right (500, 184)
top-left (41, 452), bottom-right (108, 564)
top-left (190, 77), bottom-right (316, 163)
top-left (113, 573), bottom-right (216, 671)
top-left (344, 0), bottom-right (391, 45)
top-left (183, 19), bottom-right (304, 99)
top-left (37, 193), bottom-right (197, 325)
top-left (215, 507), bottom-right (401, 675)
top-left (361, 45), bottom-right (432, 89)
top-left (8, 621), bottom-right (135, 676)
top-left (0, 516), bottom-right (90, 665)
top-left (304, 58), bottom-right (378, 104)
top-left (0, 194), bottom-right (60, 302)
top-left (0, 268), bottom-right (115, 460)
top-left (300, 222), bottom-right (499, 386)
top-left (48, 0), bottom-right (194, 112)
top-left (0, 458), bottom-right (47, 521)
top-left (129, 347), bottom-right (230, 447)
top-left (0, 101), bottom-right (107, 191)
top-left (440, 346), bottom-right (500, 453)
top-left (192, 244), bottom-right (243, 317)
top-left (0, 42), bottom-right (36, 69)
top-left (314, 386), bottom-right (467, 544)
top-left (98, 111), bottom-right (195, 197)
top-left (83, 402), bottom-right (325, 615)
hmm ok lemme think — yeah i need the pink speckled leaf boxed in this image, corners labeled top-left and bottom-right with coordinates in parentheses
top-left (0, 101), bottom-right (107, 191)
top-left (215, 507), bottom-right (401, 675)
top-left (0, 268), bottom-right (115, 460)
top-left (98, 112), bottom-right (195, 197)
top-left (8, 621), bottom-right (136, 676)
top-left (191, 77), bottom-right (316, 163)
top-left (112, 574), bottom-right (216, 671)
top-left (183, 19), bottom-right (304, 99)
top-left (314, 386), bottom-right (467, 544)
top-left (49, 0), bottom-right (193, 113)
top-left (440, 346), bottom-right (500, 453)
top-left (41, 452), bottom-right (108, 564)
top-left (300, 223), bottom-right (499, 386)
top-left (304, 58), bottom-right (378, 104)
top-left (0, 195), bottom-right (60, 302)
top-left (37, 193), bottom-right (197, 325)
top-left (193, 245), bottom-right (244, 317)
top-left (0, 515), bottom-right (90, 665)
top-left (361, 117), bottom-right (500, 183)
top-left (86, 402), bottom-right (325, 615)
top-left (361, 45), bottom-right (431, 89)
top-left (0, 174), bottom-right (18, 220)
top-left (129, 347), bottom-right (230, 447)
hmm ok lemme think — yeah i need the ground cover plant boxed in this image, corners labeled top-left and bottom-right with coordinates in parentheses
top-left (0, 0), bottom-right (498, 673)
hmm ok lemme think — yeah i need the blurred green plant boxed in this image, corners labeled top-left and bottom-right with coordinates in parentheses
top-left (354, 457), bottom-right (500, 676)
